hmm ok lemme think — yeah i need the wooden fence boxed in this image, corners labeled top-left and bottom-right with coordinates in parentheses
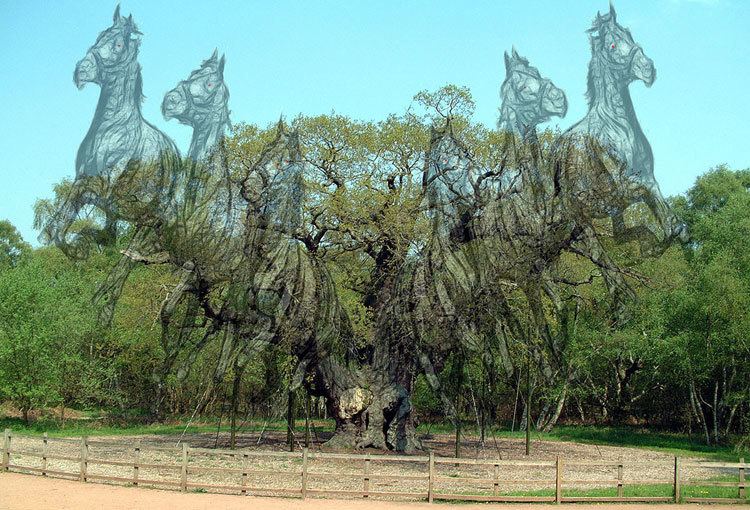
top-left (2, 429), bottom-right (748, 504)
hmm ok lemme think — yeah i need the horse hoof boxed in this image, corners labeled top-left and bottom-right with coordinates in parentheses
top-left (673, 222), bottom-right (689, 243)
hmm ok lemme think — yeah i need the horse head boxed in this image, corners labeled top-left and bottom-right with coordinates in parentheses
top-left (499, 48), bottom-right (567, 135)
top-left (162, 50), bottom-right (230, 134)
top-left (248, 120), bottom-right (305, 237)
top-left (587, 3), bottom-right (655, 90)
top-left (74, 5), bottom-right (142, 90)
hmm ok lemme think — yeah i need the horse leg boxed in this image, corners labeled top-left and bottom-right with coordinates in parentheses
top-left (577, 226), bottom-right (635, 321)
top-left (93, 227), bottom-right (157, 325)
top-left (644, 184), bottom-right (688, 242)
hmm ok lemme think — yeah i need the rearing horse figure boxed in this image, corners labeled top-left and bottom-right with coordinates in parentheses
top-left (162, 50), bottom-right (231, 162)
top-left (563, 3), bottom-right (685, 246)
top-left (95, 51), bottom-right (233, 325)
top-left (74, 6), bottom-right (178, 176)
top-left (40, 6), bottom-right (178, 256)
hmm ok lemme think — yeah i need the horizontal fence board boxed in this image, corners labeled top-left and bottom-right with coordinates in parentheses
top-left (561, 479), bottom-right (621, 484)
top-left (433, 457), bottom-right (555, 467)
top-left (562, 496), bottom-right (673, 503)
top-left (8, 464), bottom-right (78, 478)
top-left (684, 480), bottom-right (746, 488)
top-left (85, 458), bottom-right (137, 468)
top-left (434, 493), bottom-right (555, 502)
top-left (315, 453), bottom-right (427, 463)
top-left (186, 465), bottom-right (244, 475)
top-left (9, 450), bottom-right (80, 462)
top-left (307, 488), bottom-right (425, 498)
top-left (84, 473), bottom-right (142, 484)
top-left (8, 434), bottom-right (78, 444)
top-left (240, 487), bottom-right (302, 495)
top-left (434, 476), bottom-right (553, 485)
top-left (564, 460), bottom-right (622, 467)
top-left (306, 471), bottom-right (427, 481)
top-left (185, 482), bottom-right (246, 491)
top-left (189, 447), bottom-right (295, 459)
top-left (682, 461), bottom-right (749, 469)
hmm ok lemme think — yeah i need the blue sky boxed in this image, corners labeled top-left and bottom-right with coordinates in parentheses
top-left (1, 0), bottom-right (748, 244)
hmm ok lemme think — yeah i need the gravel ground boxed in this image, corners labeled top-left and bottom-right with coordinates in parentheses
top-left (3, 431), bottom-right (740, 500)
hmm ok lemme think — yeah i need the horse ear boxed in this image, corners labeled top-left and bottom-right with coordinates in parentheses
top-left (113, 4), bottom-right (121, 24)
top-left (209, 48), bottom-right (219, 63)
top-left (218, 54), bottom-right (226, 77)
top-left (609, 1), bottom-right (617, 22)
top-left (512, 46), bottom-right (520, 60)
top-left (504, 51), bottom-right (511, 72)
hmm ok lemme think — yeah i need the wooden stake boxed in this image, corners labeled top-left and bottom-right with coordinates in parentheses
top-left (739, 457), bottom-right (745, 500)
top-left (493, 462), bottom-right (500, 497)
top-left (132, 439), bottom-right (140, 486)
top-left (555, 455), bottom-right (562, 504)
top-left (42, 433), bottom-right (48, 476)
top-left (241, 453), bottom-right (248, 495)
top-left (428, 452), bottom-right (435, 503)
top-left (673, 456), bottom-right (681, 503)
top-left (301, 448), bottom-right (308, 499)
top-left (181, 443), bottom-right (188, 492)
top-left (363, 454), bottom-right (370, 498)
top-left (3, 429), bottom-right (11, 472)
top-left (79, 437), bottom-right (88, 482)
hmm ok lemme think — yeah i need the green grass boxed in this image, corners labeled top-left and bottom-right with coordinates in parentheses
top-left (434, 477), bottom-right (749, 502)
top-left (0, 414), bottom-right (335, 439)
top-left (418, 422), bottom-right (748, 461)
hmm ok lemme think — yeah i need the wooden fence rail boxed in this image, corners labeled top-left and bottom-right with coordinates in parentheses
top-left (1, 428), bottom-right (748, 504)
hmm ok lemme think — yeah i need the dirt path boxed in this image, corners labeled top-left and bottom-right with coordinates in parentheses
top-left (0, 472), bottom-right (737, 510)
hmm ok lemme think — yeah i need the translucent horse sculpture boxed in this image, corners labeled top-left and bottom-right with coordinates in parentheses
top-left (497, 48), bottom-right (567, 193)
top-left (39, 6), bottom-right (178, 257)
top-left (498, 48), bottom-right (567, 137)
top-left (562, 3), bottom-right (685, 244)
top-left (74, 5), bottom-right (178, 176)
top-left (162, 50), bottom-right (231, 162)
top-left (94, 51), bottom-right (235, 325)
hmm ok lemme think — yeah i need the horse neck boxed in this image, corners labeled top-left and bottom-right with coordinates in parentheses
top-left (94, 59), bottom-right (144, 126)
top-left (188, 110), bottom-right (230, 161)
top-left (586, 54), bottom-right (639, 132)
top-left (499, 101), bottom-right (541, 139)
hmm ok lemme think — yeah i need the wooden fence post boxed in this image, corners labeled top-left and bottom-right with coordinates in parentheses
top-left (301, 448), bottom-right (308, 499)
top-left (673, 456), bottom-right (681, 503)
top-left (42, 433), bottom-right (48, 476)
top-left (181, 443), bottom-right (188, 492)
top-left (617, 457), bottom-right (624, 498)
top-left (428, 452), bottom-right (434, 503)
top-left (739, 457), bottom-right (745, 500)
top-left (493, 462), bottom-right (500, 497)
top-left (79, 436), bottom-right (88, 482)
top-left (132, 439), bottom-right (140, 486)
top-left (241, 453), bottom-right (248, 495)
top-left (363, 453), bottom-right (370, 498)
top-left (555, 455), bottom-right (563, 504)
top-left (3, 429), bottom-right (10, 471)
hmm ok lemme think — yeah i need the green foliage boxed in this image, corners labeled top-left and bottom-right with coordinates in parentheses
top-left (0, 219), bottom-right (30, 270)
top-left (0, 248), bottom-right (103, 420)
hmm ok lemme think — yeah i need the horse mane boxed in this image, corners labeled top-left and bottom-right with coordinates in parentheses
top-left (135, 64), bottom-right (145, 104)
top-left (585, 8), bottom-right (616, 107)
top-left (585, 42), bottom-right (604, 107)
